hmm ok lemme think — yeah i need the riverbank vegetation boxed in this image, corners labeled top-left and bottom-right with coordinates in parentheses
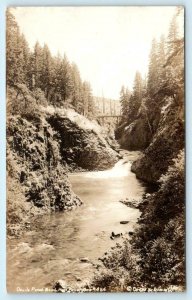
top-left (93, 150), bottom-right (184, 291)
top-left (94, 8), bottom-right (185, 291)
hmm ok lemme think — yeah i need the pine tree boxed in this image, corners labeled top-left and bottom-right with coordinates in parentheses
top-left (6, 10), bottom-right (26, 85)
top-left (57, 55), bottom-right (73, 105)
top-left (167, 14), bottom-right (179, 57)
top-left (82, 81), bottom-right (90, 116)
top-left (126, 71), bottom-right (143, 122)
top-left (147, 38), bottom-right (158, 96)
top-left (6, 10), bottom-right (97, 117)
top-left (40, 44), bottom-right (52, 97)
top-left (157, 35), bottom-right (167, 88)
top-left (87, 87), bottom-right (96, 119)
top-left (166, 12), bottom-right (183, 70)
top-left (31, 42), bottom-right (43, 89)
top-left (120, 85), bottom-right (130, 118)
top-left (142, 75), bottom-right (147, 97)
top-left (71, 63), bottom-right (83, 111)
top-left (133, 71), bottom-right (143, 103)
top-left (51, 52), bottom-right (62, 105)
top-left (120, 85), bottom-right (125, 115)
top-left (20, 33), bottom-right (31, 87)
top-left (164, 12), bottom-right (184, 102)
top-left (6, 10), bottom-right (17, 85)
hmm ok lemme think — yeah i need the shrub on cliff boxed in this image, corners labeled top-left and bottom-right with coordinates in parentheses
top-left (131, 97), bottom-right (184, 183)
top-left (131, 150), bottom-right (185, 289)
top-left (7, 177), bottom-right (29, 236)
top-left (7, 84), bottom-right (38, 117)
top-left (7, 169), bottom-right (42, 236)
top-left (7, 114), bottom-right (82, 218)
top-left (93, 150), bottom-right (185, 291)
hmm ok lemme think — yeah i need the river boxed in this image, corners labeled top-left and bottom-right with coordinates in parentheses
top-left (7, 151), bottom-right (146, 292)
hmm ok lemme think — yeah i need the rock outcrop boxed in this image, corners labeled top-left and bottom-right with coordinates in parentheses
top-left (7, 107), bottom-right (118, 236)
top-left (7, 115), bottom-right (82, 214)
top-left (115, 98), bottom-right (159, 151)
top-left (47, 114), bottom-right (118, 171)
top-left (131, 97), bottom-right (184, 183)
top-left (116, 95), bottom-right (184, 184)
top-left (116, 118), bottom-right (152, 150)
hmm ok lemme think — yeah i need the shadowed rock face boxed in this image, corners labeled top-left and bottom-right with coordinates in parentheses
top-left (115, 98), bottom-right (160, 151)
top-left (131, 99), bottom-right (184, 183)
top-left (47, 114), bottom-right (118, 171)
top-left (117, 118), bottom-right (153, 150)
top-left (116, 95), bottom-right (184, 184)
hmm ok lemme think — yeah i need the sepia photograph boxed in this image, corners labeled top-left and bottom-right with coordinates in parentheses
top-left (6, 6), bottom-right (185, 293)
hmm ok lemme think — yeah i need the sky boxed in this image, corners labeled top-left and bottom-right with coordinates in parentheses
top-left (11, 6), bottom-right (181, 99)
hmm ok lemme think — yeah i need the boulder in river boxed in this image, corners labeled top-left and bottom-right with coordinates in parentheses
top-left (53, 279), bottom-right (68, 292)
top-left (110, 232), bottom-right (122, 240)
top-left (120, 221), bottom-right (129, 224)
top-left (76, 277), bottom-right (82, 282)
top-left (120, 198), bottom-right (140, 208)
top-left (80, 257), bottom-right (90, 263)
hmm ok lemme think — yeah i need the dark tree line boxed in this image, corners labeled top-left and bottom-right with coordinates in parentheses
top-left (6, 10), bottom-right (96, 119)
top-left (120, 11), bottom-right (184, 125)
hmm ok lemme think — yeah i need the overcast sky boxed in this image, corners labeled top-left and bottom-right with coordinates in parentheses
top-left (11, 6), bottom-right (180, 99)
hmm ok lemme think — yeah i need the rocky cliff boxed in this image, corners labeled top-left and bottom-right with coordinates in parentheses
top-left (47, 114), bottom-right (118, 171)
top-left (7, 107), bottom-right (118, 236)
top-left (116, 94), bottom-right (184, 184)
top-left (131, 96), bottom-right (184, 183)
top-left (115, 97), bottom-right (160, 151)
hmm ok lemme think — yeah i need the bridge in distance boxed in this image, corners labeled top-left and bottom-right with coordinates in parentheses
top-left (96, 115), bottom-right (122, 126)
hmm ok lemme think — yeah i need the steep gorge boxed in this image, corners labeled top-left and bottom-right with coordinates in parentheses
top-left (7, 107), bottom-right (119, 236)
top-left (92, 91), bottom-right (185, 291)
top-left (116, 89), bottom-right (184, 183)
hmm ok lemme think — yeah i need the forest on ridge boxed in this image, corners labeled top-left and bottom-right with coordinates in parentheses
top-left (7, 10), bottom-right (96, 119)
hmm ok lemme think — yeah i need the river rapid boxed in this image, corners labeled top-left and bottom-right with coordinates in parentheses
top-left (7, 151), bottom-right (146, 292)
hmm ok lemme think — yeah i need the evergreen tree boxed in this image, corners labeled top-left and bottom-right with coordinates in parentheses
top-left (20, 34), bottom-right (32, 88)
top-left (167, 14), bottom-right (179, 57)
top-left (51, 52), bottom-right (62, 105)
top-left (87, 88), bottom-right (96, 119)
top-left (147, 38), bottom-right (158, 96)
top-left (126, 71), bottom-right (143, 122)
top-left (6, 10), bottom-right (18, 85)
top-left (164, 12), bottom-right (184, 102)
top-left (6, 10), bottom-right (27, 86)
top-left (120, 85), bottom-right (125, 115)
top-left (142, 75), bottom-right (147, 97)
top-left (71, 63), bottom-right (83, 112)
top-left (133, 71), bottom-right (143, 103)
top-left (40, 44), bottom-right (53, 97)
top-left (57, 55), bottom-right (73, 105)
top-left (82, 81), bottom-right (90, 116)
top-left (157, 35), bottom-right (167, 87)
top-left (32, 42), bottom-right (43, 89)
top-left (6, 10), bottom-right (97, 117)
top-left (120, 86), bottom-right (131, 118)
